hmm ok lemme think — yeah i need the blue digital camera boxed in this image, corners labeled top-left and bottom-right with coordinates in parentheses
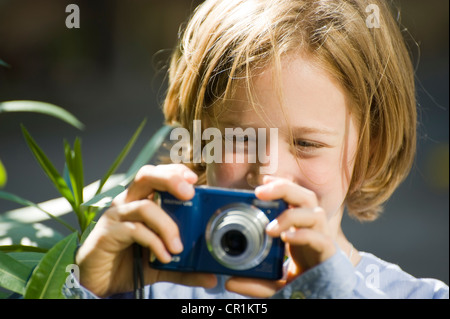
top-left (149, 186), bottom-right (287, 280)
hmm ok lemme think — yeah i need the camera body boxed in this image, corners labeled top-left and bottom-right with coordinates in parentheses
top-left (149, 186), bottom-right (287, 280)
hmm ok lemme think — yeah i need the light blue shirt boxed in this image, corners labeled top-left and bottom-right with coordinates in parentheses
top-left (64, 250), bottom-right (449, 299)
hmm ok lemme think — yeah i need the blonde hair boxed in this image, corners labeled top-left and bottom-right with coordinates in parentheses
top-left (163, 0), bottom-right (417, 221)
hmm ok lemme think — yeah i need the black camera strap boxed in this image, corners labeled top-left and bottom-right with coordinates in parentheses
top-left (133, 243), bottom-right (145, 299)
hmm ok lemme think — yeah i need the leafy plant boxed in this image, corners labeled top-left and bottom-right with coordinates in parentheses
top-left (0, 94), bottom-right (87, 298)
top-left (0, 118), bottom-right (171, 298)
top-left (0, 57), bottom-right (172, 298)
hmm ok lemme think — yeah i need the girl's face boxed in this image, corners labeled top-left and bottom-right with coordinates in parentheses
top-left (205, 55), bottom-right (359, 218)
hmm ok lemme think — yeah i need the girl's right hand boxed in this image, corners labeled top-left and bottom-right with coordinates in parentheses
top-left (75, 164), bottom-right (217, 297)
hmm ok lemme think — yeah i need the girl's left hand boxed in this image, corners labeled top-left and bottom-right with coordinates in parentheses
top-left (225, 176), bottom-right (336, 297)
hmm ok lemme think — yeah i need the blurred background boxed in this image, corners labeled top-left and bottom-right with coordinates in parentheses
top-left (0, 0), bottom-right (448, 286)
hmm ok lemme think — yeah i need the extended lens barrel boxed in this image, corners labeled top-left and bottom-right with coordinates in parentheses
top-left (205, 203), bottom-right (272, 270)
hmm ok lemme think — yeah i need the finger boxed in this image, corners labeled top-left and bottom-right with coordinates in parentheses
top-left (110, 199), bottom-right (183, 254)
top-left (255, 177), bottom-right (318, 208)
top-left (122, 221), bottom-right (173, 263)
top-left (125, 164), bottom-right (198, 203)
top-left (225, 277), bottom-right (286, 298)
top-left (266, 206), bottom-right (327, 237)
top-left (282, 228), bottom-right (336, 264)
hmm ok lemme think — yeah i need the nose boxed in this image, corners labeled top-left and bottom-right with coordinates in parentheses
top-left (245, 133), bottom-right (297, 188)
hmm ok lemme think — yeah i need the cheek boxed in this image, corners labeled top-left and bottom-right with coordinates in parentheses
top-left (299, 154), bottom-right (345, 187)
top-left (298, 155), bottom-right (353, 215)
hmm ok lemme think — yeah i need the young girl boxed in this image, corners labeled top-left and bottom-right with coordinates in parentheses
top-left (70, 0), bottom-right (448, 299)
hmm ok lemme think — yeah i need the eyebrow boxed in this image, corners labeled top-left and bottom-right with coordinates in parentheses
top-left (217, 121), bottom-right (338, 137)
top-left (289, 125), bottom-right (339, 137)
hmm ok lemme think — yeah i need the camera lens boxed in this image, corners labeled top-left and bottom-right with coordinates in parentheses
top-left (205, 203), bottom-right (272, 270)
top-left (221, 230), bottom-right (247, 256)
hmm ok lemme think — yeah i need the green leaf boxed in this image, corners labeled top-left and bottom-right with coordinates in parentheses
top-left (21, 125), bottom-right (76, 209)
top-left (82, 206), bottom-right (98, 232)
top-left (7, 252), bottom-right (45, 269)
top-left (80, 221), bottom-right (96, 244)
top-left (62, 164), bottom-right (74, 196)
top-left (0, 190), bottom-right (40, 208)
top-left (73, 138), bottom-right (84, 201)
top-left (63, 138), bottom-right (84, 206)
top-left (96, 118), bottom-right (147, 195)
top-left (24, 232), bottom-right (78, 299)
top-left (0, 291), bottom-right (14, 299)
top-left (0, 158), bottom-right (6, 187)
top-left (0, 245), bottom-right (48, 253)
top-left (0, 190), bottom-right (77, 233)
top-left (0, 251), bottom-right (32, 295)
top-left (0, 100), bottom-right (84, 130)
top-left (82, 184), bottom-right (126, 209)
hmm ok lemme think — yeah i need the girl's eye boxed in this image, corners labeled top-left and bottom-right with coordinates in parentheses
top-left (294, 139), bottom-right (323, 154)
top-left (295, 140), bottom-right (316, 147)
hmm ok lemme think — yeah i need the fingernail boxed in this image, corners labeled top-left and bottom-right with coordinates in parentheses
top-left (178, 181), bottom-right (193, 195)
top-left (172, 237), bottom-right (183, 253)
top-left (266, 219), bottom-right (279, 232)
top-left (150, 250), bottom-right (172, 263)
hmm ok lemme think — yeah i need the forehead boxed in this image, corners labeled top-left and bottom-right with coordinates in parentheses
top-left (214, 54), bottom-right (351, 135)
